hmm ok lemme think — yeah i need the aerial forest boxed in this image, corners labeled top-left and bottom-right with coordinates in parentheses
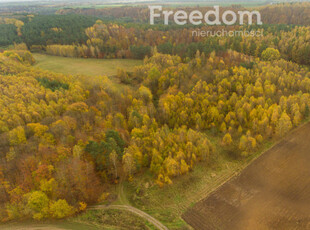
top-left (0, 2), bottom-right (309, 223)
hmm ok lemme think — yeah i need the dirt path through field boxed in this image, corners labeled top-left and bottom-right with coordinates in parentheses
top-left (90, 205), bottom-right (169, 230)
top-left (183, 122), bottom-right (310, 230)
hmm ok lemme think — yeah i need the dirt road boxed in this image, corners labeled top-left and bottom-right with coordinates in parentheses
top-left (90, 205), bottom-right (169, 230)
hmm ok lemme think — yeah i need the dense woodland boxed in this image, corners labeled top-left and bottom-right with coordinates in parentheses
top-left (0, 47), bottom-right (309, 221)
top-left (56, 2), bottom-right (310, 26)
top-left (0, 1), bottom-right (310, 223)
top-left (0, 3), bottom-right (310, 64)
top-left (44, 23), bottom-right (310, 65)
top-left (0, 15), bottom-right (97, 47)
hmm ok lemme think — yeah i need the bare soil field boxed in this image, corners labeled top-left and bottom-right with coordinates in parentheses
top-left (183, 122), bottom-right (310, 230)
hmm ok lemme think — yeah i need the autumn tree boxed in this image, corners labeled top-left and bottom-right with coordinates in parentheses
top-left (276, 112), bottom-right (293, 137)
top-left (261, 48), bottom-right (281, 61)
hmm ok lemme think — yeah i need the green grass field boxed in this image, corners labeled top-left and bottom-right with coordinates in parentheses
top-left (33, 53), bottom-right (142, 77)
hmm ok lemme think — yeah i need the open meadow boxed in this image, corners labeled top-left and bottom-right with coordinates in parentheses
top-left (33, 53), bottom-right (142, 77)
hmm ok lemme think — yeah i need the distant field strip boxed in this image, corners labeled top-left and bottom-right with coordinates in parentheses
top-left (33, 53), bottom-right (142, 76)
top-left (183, 122), bottom-right (310, 230)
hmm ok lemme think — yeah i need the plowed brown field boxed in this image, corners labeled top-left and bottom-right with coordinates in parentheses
top-left (183, 122), bottom-right (310, 230)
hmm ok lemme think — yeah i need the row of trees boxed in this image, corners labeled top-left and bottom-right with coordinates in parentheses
top-left (44, 20), bottom-right (309, 65)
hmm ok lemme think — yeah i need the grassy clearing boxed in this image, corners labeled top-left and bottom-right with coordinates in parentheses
top-left (33, 53), bottom-right (142, 77)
